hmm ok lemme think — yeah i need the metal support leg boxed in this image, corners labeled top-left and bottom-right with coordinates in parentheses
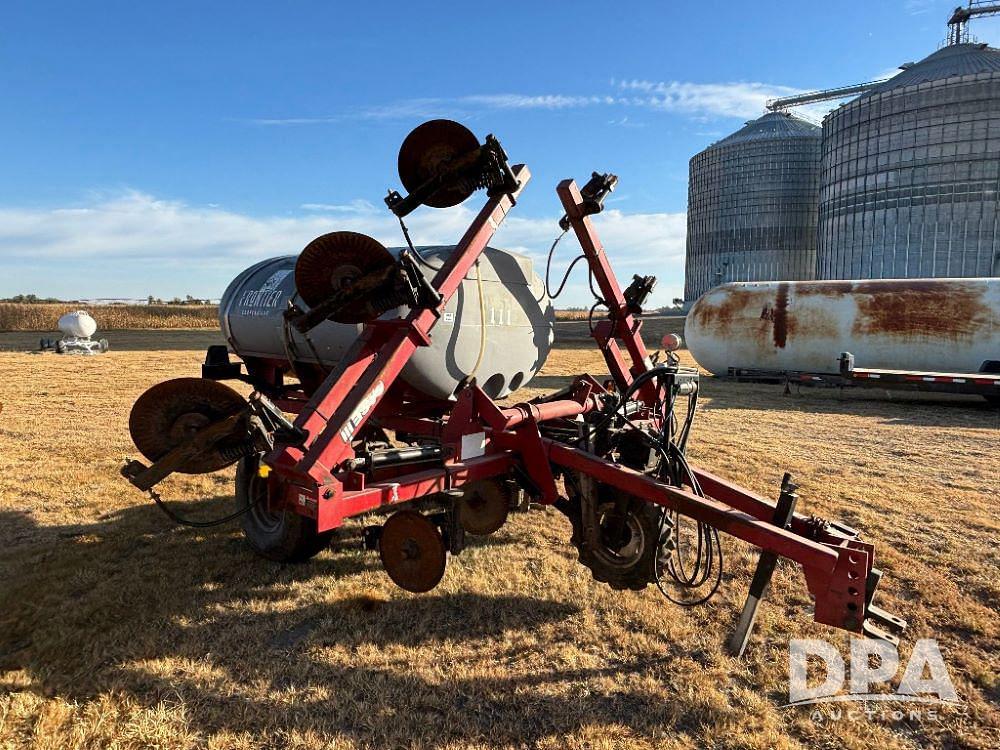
top-left (727, 473), bottom-right (799, 657)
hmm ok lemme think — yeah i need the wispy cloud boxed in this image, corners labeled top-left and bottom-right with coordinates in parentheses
top-left (461, 94), bottom-right (615, 109)
top-left (616, 79), bottom-right (799, 118)
top-left (904, 0), bottom-right (936, 16)
top-left (251, 78), bottom-right (824, 126)
top-left (0, 191), bottom-right (686, 305)
top-left (300, 199), bottom-right (380, 214)
top-left (251, 94), bottom-right (612, 125)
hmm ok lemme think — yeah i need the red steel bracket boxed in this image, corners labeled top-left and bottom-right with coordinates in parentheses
top-left (265, 166), bottom-right (530, 501)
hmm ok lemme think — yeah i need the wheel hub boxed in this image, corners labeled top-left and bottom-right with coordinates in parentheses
top-left (595, 503), bottom-right (646, 568)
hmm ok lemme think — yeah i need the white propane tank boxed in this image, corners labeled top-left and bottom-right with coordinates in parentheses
top-left (220, 246), bottom-right (555, 400)
top-left (57, 311), bottom-right (98, 339)
top-left (685, 278), bottom-right (1000, 375)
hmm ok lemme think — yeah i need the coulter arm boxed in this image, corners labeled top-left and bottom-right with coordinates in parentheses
top-left (534, 175), bottom-right (906, 643)
top-left (263, 165), bottom-right (531, 530)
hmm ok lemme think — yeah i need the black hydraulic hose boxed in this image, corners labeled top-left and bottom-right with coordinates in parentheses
top-left (149, 487), bottom-right (261, 528)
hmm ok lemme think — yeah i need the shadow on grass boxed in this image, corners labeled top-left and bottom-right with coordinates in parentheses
top-left (524, 374), bottom-right (578, 392)
top-left (697, 376), bottom-right (999, 428)
top-left (0, 502), bottom-right (686, 745)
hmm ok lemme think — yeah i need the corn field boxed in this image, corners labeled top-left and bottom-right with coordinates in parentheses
top-left (0, 303), bottom-right (219, 331)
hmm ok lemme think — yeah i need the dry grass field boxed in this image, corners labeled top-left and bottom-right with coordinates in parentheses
top-left (0, 305), bottom-right (599, 332)
top-left (0, 325), bottom-right (997, 749)
top-left (0, 304), bottom-right (218, 332)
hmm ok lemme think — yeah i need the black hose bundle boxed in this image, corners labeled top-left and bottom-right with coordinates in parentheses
top-left (597, 363), bottom-right (724, 606)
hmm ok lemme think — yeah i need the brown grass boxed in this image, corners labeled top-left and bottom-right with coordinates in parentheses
top-left (0, 336), bottom-right (997, 749)
top-left (554, 309), bottom-right (591, 321)
top-left (0, 303), bottom-right (218, 332)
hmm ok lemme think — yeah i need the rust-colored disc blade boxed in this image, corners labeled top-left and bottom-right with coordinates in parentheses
top-left (457, 480), bottom-right (510, 536)
top-left (398, 119), bottom-right (479, 208)
top-left (379, 510), bottom-right (447, 593)
top-left (128, 377), bottom-right (247, 474)
top-left (294, 231), bottom-right (395, 321)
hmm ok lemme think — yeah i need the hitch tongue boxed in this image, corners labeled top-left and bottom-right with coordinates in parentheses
top-left (861, 568), bottom-right (908, 645)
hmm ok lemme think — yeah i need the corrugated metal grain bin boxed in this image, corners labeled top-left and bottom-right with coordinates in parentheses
top-left (684, 112), bottom-right (822, 301)
top-left (818, 43), bottom-right (1000, 280)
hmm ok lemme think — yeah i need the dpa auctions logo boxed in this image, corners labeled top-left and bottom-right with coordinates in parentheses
top-left (786, 638), bottom-right (960, 710)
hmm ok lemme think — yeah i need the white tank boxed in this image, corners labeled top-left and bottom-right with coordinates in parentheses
top-left (220, 246), bottom-right (555, 400)
top-left (685, 278), bottom-right (1000, 375)
top-left (57, 311), bottom-right (98, 339)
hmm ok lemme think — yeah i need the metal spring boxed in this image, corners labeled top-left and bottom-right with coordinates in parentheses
top-left (370, 288), bottom-right (415, 316)
top-left (218, 441), bottom-right (258, 463)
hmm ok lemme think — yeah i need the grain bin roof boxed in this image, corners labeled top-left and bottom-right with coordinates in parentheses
top-left (710, 111), bottom-right (820, 148)
top-left (863, 42), bottom-right (1000, 96)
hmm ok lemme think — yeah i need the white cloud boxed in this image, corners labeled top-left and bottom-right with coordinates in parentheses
top-left (251, 94), bottom-right (613, 125)
top-left (251, 78), bottom-right (827, 126)
top-left (461, 94), bottom-right (615, 109)
top-left (300, 199), bottom-right (380, 214)
top-left (616, 79), bottom-right (800, 118)
top-left (0, 191), bottom-right (686, 306)
top-left (904, 0), bottom-right (936, 15)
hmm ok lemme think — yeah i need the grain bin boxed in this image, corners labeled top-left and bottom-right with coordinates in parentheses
top-left (684, 112), bottom-right (822, 302)
top-left (685, 277), bottom-right (1000, 375)
top-left (817, 43), bottom-right (1000, 281)
top-left (220, 245), bottom-right (554, 400)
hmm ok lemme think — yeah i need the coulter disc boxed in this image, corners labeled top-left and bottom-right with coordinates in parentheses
top-left (378, 510), bottom-right (447, 593)
top-left (294, 231), bottom-right (395, 322)
top-left (128, 377), bottom-right (248, 474)
top-left (397, 119), bottom-right (480, 208)
top-left (456, 480), bottom-right (510, 536)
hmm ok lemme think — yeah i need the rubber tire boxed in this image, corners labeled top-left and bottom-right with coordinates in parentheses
top-left (563, 480), bottom-right (674, 591)
top-left (235, 455), bottom-right (333, 562)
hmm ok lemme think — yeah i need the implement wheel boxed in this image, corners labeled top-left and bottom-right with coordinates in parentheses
top-left (563, 478), bottom-right (673, 591)
top-left (456, 479), bottom-right (511, 536)
top-left (235, 455), bottom-right (332, 562)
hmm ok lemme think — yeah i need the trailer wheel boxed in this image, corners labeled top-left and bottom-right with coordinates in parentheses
top-left (563, 479), bottom-right (674, 591)
top-left (979, 362), bottom-right (1000, 407)
top-left (235, 455), bottom-right (333, 562)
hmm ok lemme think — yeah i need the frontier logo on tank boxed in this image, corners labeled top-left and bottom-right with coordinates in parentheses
top-left (239, 270), bottom-right (291, 314)
top-left (340, 381), bottom-right (386, 443)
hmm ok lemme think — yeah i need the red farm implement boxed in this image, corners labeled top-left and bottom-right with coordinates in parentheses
top-left (122, 120), bottom-right (906, 654)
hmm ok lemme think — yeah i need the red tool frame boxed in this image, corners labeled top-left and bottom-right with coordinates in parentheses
top-left (246, 167), bottom-right (902, 642)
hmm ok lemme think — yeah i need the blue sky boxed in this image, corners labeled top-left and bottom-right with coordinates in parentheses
top-left (3, 0), bottom-right (996, 306)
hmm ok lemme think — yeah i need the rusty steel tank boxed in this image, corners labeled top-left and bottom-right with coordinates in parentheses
top-left (685, 278), bottom-right (1000, 375)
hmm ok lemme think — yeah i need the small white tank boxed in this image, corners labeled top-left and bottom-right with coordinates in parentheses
top-left (52, 310), bottom-right (108, 355)
top-left (57, 311), bottom-right (98, 339)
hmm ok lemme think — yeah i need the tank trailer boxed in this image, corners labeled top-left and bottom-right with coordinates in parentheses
top-left (122, 120), bottom-right (906, 654)
top-left (39, 310), bottom-right (109, 355)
